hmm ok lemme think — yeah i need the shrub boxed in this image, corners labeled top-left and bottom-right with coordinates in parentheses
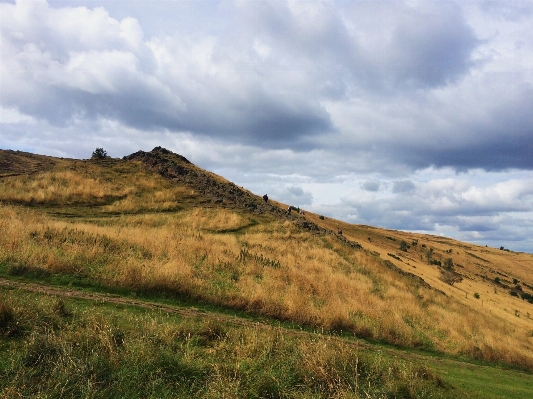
top-left (439, 269), bottom-right (463, 286)
top-left (520, 292), bottom-right (533, 304)
top-left (473, 293), bottom-right (480, 299)
top-left (425, 248), bottom-right (433, 264)
top-left (319, 215), bottom-right (324, 220)
top-left (399, 241), bottom-right (409, 252)
top-left (53, 299), bottom-right (71, 318)
top-left (0, 301), bottom-right (15, 330)
top-left (0, 301), bottom-right (22, 337)
top-left (91, 147), bottom-right (108, 159)
top-left (494, 277), bottom-right (501, 284)
top-left (443, 258), bottom-right (454, 271)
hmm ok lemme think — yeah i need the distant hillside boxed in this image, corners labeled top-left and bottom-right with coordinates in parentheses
top-left (1, 147), bottom-right (533, 373)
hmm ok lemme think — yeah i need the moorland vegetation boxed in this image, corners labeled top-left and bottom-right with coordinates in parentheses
top-left (1, 148), bottom-right (532, 398)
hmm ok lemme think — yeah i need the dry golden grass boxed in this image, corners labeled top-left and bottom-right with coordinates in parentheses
top-left (301, 210), bottom-right (533, 338)
top-left (0, 170), bottom-right (127, 204)
top-left (2, 203), bottom-right (533, 370)
top-left (0, 160), bottom-right (201, 213)
top-left (1, 150), bottom-right (532, 370)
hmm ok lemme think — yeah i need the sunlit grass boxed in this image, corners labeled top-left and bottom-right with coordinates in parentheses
top-left (2, 203), bottom-right (533, 371)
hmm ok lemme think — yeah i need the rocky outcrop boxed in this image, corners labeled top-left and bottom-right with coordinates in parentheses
top-left (124, 146), bottom-right (363, 248)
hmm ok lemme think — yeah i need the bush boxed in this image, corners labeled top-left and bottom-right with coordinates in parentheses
top-left (91, 147), bottom-right (108, 159)
top-left (473, 293), bottom-right (480, 299)
top-left (520, 292), bottom-right (533, 304)
top-left (0, 302), bottom-right (15, 330)
top-left (439, 269), bottom-right (463, 286)
top-left (399, 241), bottom-right (409, 252)
top-left (319, 215), bottom-right (324, 220)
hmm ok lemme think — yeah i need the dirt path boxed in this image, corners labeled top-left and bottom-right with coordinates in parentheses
top-left (0, 277), bottom-right (367, 347)
top-left (2, 277), bottom-right (521, 376)
top-left (0, 277), bottom-right (254, 327)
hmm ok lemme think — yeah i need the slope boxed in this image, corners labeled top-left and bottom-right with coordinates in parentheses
top-left (1, 147), bottom-right (533, 375)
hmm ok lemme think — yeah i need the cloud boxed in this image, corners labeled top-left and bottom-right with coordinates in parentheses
top-left (393, 180), bottom-right (415, 193)
top-left (347, 1), bottom-right (479, 91)
top-left (282, 185), bottom-right (313, 206)
top-left (331, 169), bottom-right (533, 251)
top-left (362, 181), bottom-right (380, 192)
top-left (1, 1), bottom-right (533, 252)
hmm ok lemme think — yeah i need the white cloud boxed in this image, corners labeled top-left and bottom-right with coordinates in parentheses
top-left (1, 0), bottom-right (532, 252)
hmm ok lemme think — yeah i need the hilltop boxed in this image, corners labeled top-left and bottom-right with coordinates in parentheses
top-left (1, 147), bottom-right (532, 398)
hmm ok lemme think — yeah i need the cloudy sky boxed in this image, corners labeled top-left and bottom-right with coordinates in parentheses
top-left (1, 0), bottom-right (532, 252)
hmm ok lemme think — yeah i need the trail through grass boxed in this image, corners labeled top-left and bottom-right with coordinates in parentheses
top-left (3, 285), bottom-right (532, 398)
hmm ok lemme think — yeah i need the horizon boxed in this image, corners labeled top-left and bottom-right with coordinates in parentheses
top-left (1, 0), bottom-right (532, 252)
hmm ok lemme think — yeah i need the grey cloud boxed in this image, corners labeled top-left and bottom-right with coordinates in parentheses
top-left (457, 222), bottom-right (497, 232)
top-left (338, 2), bottom-right (479, 92)
top-left (1, 1), bottom-right (334, 150)
top-left (362, 181), bottom-right (380, 192)
top-left (384, 3), bottom-right (478, 88)
top-left (393, 180), bottom-right (415, 193)
top-left (336, 174), bottom-right (533, 251)
top-left (281, 186), bottom-right (313, 206)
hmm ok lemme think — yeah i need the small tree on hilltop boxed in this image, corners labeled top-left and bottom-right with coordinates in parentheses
top-left (92, 147), bottom-right (108, 159)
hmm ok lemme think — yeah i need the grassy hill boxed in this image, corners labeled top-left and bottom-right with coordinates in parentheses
top-left (1, 147), bottom-right (532, 398)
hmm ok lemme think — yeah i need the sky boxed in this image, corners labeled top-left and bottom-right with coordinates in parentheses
top-left (1, 0), bottom-right (532, 252)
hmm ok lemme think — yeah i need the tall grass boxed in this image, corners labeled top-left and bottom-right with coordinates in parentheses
top-left (0, 289), bottom-right (456, 398)
top-left (0, 163), bottom-right (196, 212)
top-left (2, 204), bottom-right (533, 370)
top-left (0, 170), bottom-right (128, 205)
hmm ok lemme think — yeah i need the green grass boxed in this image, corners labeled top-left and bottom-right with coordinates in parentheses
top-left (2, 286), bottom-right (532, 398)
top-left (1, 287), bottom-right (464, 399)
top-left (430, 361), bottom-right (533, 399)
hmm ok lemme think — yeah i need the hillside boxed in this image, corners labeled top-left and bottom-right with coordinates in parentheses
top-left (1, 147), bottom-right (532, 398)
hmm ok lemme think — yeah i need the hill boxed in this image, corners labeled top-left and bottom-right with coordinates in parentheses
top-left (1, 147), bottom-right (532, 398)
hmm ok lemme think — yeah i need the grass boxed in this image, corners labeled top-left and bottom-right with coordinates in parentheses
top-left (1, 200), bottom-right (533, 371)
top-left (3, 287), bottom-right (532, 399)
top-left (1, 149), bottom-right (533, 396)
top-left (0, 287), bottom-right (486, 399)
top-left (430, 361), bottom-right (533, 399)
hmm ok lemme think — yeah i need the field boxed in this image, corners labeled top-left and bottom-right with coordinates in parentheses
top-left (1, 148), bottom-right (532, 398)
